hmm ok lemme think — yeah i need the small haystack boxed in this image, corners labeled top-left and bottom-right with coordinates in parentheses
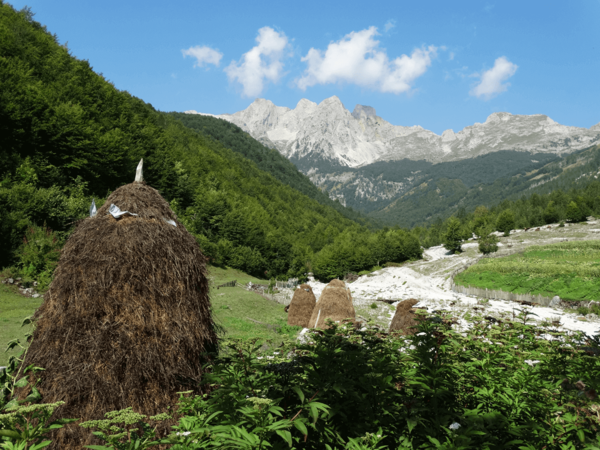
top-left (389, 299), bottom-right (421, 335)
top-left (308, 280), bottom-right (355, 329)
top-left (287, 284), bottom-right (316, 328)
top-left (19, 174), bottom-right (217, 449)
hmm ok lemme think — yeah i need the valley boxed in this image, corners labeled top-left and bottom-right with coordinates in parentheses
top-left (187, 98), bottom-right (600, 226)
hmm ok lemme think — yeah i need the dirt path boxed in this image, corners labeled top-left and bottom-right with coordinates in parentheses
top-left (308, 221), bottom-right (600, 336)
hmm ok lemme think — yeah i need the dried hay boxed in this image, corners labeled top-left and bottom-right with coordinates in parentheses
top-left (308, 280), bottom-right (355, 329)
top-left (19, 182), bottom-right (217, 449)
top-left (389, 299), bottom-right (421, 335)
top-left (287, 284), bottom-right (316, 328)
top-left (328, 279), bottom-right (346, 288)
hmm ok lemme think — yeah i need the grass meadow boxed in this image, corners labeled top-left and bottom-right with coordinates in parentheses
top-left (455, 240), bottom-right (600, 301)
top-left (0, 284), bottom-right (41, 367)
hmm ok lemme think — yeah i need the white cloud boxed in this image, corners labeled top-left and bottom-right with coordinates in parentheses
top-left (384, 19), bottom-right (396, 33)
top-left (182, 45), bottom-right (223, 68)
top-left (470, 56), bottom-right (518, 100)
top-left (225, 26), bottom-right (289, 97)
top-left (297, 27), bottom-right (437, 94)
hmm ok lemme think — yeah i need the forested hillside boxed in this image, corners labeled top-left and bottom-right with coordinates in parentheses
top-left (0, 3), bottom-right (420, 283)
top-left (411, 176), bottom-right (600, 249)
top-left (372, 145), bottom-right (600, 227)
top-left (166, 112), bottom-right (373, 226)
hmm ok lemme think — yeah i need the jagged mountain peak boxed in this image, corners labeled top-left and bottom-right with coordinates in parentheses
top-left (485, 111), bottom-right (513, 123)
top-left (188, 97), bottom-right (599, 168)
top-left (296, 98), bottom-right (318, 110)
top-left (352, 105), bottom-right (377, 120)
top-left (318, 95), bottom-right (345, 109)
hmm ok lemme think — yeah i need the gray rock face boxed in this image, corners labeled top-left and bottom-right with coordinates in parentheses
top-left (550, 296), bottom-right (561, 307)
top-left (188, 97), bottom-right (600, 168)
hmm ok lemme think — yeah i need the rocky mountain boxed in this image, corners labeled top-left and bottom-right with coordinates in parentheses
top-left (186, 96), bottom-right (600, 169)
top-left (185, 98), bottom-right (600, 225)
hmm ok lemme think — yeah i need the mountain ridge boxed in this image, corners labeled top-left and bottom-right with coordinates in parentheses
top-left (186, 97), bottom-right (600, 169)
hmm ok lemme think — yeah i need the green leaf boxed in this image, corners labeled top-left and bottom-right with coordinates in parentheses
top-left (25, 386), bottom-right (42, 403)
top-left (14, 377), bottom-right (29, 388)
top-left (84, 446), bottom-right (113, 450)
top-left (276, 429), bottom-right (293, 448)
top-left (292, 386), bottom-right (304, 403)
top-left (21, 317), bottom-right (33, 327)
top-left (309, 404), bottom-right (318, 422)
top-left (3, 399), bottom-right (19, 410)
top-left (5, 339), bottom-right (20, 352)
top-left (406, 418), bottom-right (417, 433)
top-left (0, 429), bottom-right (21, 439)
top-left (30, 441), bottom-right (52, 450)
top-left (293, 420), bottom-right (308, 435)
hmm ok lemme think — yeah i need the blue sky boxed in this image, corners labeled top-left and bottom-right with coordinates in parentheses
top-left (8, 0), bottom-right (600, 134)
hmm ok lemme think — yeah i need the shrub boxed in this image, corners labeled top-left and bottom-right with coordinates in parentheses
top-left (16, 223), bottom-right (61, 289)
top-left (496, 209), bottom-right (515, 236)
top-left (478, 232), bottom-right (499, 255)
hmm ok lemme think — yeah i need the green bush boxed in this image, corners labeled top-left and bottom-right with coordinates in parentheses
top-left (3, 318), bottom-right (600, 448)
top-left (476, 225), bottom-right (499, 255)
top-left (16, 223), bottom-right (61, 289)
top-left (496, 209), bottom-right (515, 236)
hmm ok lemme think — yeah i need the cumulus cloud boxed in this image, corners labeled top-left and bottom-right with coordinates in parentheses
top-left (225, 26), bottom-right (289, 97)
top-left (470, 56), bottom-right (518, 100)
top-left (182, 45), bottom-right (223, 68)
top-left (297, 27), bottom-right (437, 94)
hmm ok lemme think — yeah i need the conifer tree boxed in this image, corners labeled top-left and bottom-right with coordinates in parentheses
top-left (442, 217), bottom-right (465, 254)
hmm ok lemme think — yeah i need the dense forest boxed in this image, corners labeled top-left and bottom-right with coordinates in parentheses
top-left (0, 3), bottom-right (419, 285)
top-left (372, 144), bottom-right (600, 227)
top-left (314, 151), bottom-right (559, 219)
top-left (411, 178), bottom-right (600, 248)
top-left (165, 112), bottom-right (373, 226)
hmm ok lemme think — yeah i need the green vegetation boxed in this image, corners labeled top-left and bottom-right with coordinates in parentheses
top-left (476, 226), bottom-right (499, 255)
top-left (456, 240), bottom-right (600, 300)
top-left (312, 150), bottom-right (559, 218)
top-left (0, 283), bottom-right (41, 366)
top-left (495, 209), bottom-right (515, 236)
top-left (2, 317), bottom-right (600, 448)
top-left (369, 143), bottom-right (600, 227)
top-left (410, 178), bottom-right (600, 249)
top-left (166, 112), bottom-right (372, 227)
top-left (209, 266), bottom-right (298, 343)
top-left (441, 216), bottom-right (465, 254)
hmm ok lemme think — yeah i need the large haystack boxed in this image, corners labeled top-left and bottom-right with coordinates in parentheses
top-left (287, 284), bottom-right (316, 327)
top-left (389, 299), bottom-right (420, 335)
top-left (308, 280), bottom-right (355, 329)
top-left (19, 181), bottom-right (217, 449)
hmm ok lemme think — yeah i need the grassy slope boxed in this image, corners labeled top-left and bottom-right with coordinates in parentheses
top-left (208, 266), bottom-right (299, 343)
top-left (0, 284), bottom-right (41, 366)
top-left (0, 267), bottom-right (298, 367)
top-left (455, 240), bottom-right (600, 301)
